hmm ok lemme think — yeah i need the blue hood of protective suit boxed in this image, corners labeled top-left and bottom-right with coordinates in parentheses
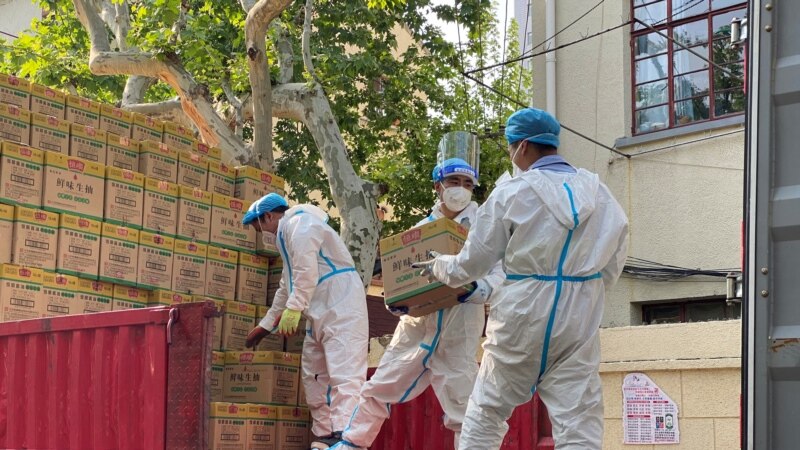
top-left (520, 168), bottom-right (599, 229)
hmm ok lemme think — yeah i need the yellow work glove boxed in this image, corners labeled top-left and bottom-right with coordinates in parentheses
top-left (276, 309), bottom-right (302, 336)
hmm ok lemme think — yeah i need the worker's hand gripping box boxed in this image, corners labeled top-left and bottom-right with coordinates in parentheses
top-left (42, 151), bottom-right (105, 220)
top-left (138, 140), bottom-right (178, 183)
top-left (99, 104), bottom-right (132, 138)
top-left (285, 319), bottom-right (305, 353)
top-left (0, 264), bottom-right (44, 322)
top-left (176, 186), bottom-right (212, 243)
top-left (137, 231), bottom-right (175, 290)
top-left (211, 193), bottom-right (256, 253)
top-left (0, 204), bottom-right (13, 264)
top-left (255, 306), bottom-right (284, 352)
top-left (111, 284), bottom-right (148, 311)
top-left (11, 206), bottom-right (59, 271)
top-left (207, 160), bottom-right (235, 197)
top-left (379, 218), bottom-right (470, 317)
top-left (222, 300), bottom-right (256, 351)
top-left (42, 271), bottom-right (77, 317)
top-left (130, 113), bottom-right (163, 142)
top-left (222, 351), bottom-right (301, 404)
top-left (99, 222), bottom-right (140, 286)
top-left (245, 404), bottom-right (278, 450)
top-left (206, 245), bottom-right (239, 301)
top-left (177, 150), bottom-right (208, 189)
top-left (56, 213), bottom-right (101, 279)
top-left (68, 123), bottom-right (107, 164)
top-left (29, 83), bottom-right (65, 119)
top-left (65, 95), bottom-right (100, 127)
top-left (275, 407), bottom-right (310, 450)
top-left (236, 252), bottom-right (269, 305)
top-left (234, 166), bottom-right (286, 202)
top-left (211, 351), bottom-right (225, 403)
top-left (171, 239), bottom-right (207, 295)
top-left (0, 103), bottom-right (31, 145)
top-left (142, 177), bottom-right (178, 236)
top-left (104, 167), bottom-right (144, 228)
top-left (73, 278), bottom-right (113, 313)
top-left (30, 112), bottom-right (69, 154)
top-left (106, 134), bottom-right (139, 171)
top-left (0, 142), bottom-right (43, 208)
top-left (0, 74), bottom-right (30, 109)
top-left (209, 402), bottom-right (248, 450)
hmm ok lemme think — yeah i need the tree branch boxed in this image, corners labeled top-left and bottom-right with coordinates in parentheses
top-left (170, 1), bottom-right (189, 45)
top-left (123, 97), bottom-right (193, 126)
top-left (121, 75), bottom-right (154, 106)
top-left (221, 76), bottom-right (244, 138)
top-left (73, 0), bottom-right (249, 164)
top-left (244, 0), bottom-right (293, 171)
top-left (273, 20), bottom-right (294, 84)
top-left (302, 0), bottom-right (321, 84)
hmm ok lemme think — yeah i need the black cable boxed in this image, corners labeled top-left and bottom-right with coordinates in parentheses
top-left (0, 30), bottom-right (19, 39)
top-left (518, 0), bottom-right (605, 60)
top-left (626, 128), bottom-right (744, 158)
top-left (516, 0), bottom-right (531, 103)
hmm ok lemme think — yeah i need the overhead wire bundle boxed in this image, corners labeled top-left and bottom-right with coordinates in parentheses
top-left (623, 256), bottom-right (740, 281)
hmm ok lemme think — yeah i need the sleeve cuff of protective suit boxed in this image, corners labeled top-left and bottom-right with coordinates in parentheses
top-left (432, 254), bottom-right (471, 287)
top-left (259, 313), bottom-right (278, 332)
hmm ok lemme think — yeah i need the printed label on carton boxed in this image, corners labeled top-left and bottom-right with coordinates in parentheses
top-left (221, 300), bottom-right (256, 351)
top-left (56, 213), bottom-right (101, 279)
top-left (195, 142), bottom-right (222, 161)
top-left (236, 252), bottom-right (269, 305)
top-left (137, 231), bottom-right (175, 290)
top-left (42, 151), bottom-right (104, 220)
top-left (99, 104), bottom-right (132, 137)
top-left (65, 95), bottom-right (100, 127)
top-left (131, 113), bottom-right (163, 142)
top-left (99, 223), bottom-right (140, 286)
top-left (0, 74), bottom-right (31, 108)
top-left (138, 140), bottom-right (177, 183)
top-left (209, 402), bottom-right (247, 450)
top-left (147, 289), bottom-right (190, 306)
top-left (0, 264), bottom-right (44, 322)
top-left (0, 103), bottom-right (31, 144)
top-left (112, 284), bottom-right (148, 310)
top-left (69, 123), bottom-right (107, 164)
top-left (211, 194), bottom-right (256, 253)
top-left (275, 407), bottom-right (310, 450)
top-left (176, 186), bottom-right (212, 243)
top-left (11, 206), bottom-right (59, 271)
top-left (30, 83), bottom-right (66, 118)
top-left (0, 204), bottom-right (13, 264)
top-left (42, 272), bottom-right (77, 317)
top-left (104, 167), bottom-right (145, 228)
top-left (30, 112), bottom-right (69, 154)
top-left (234, 166), bottom-right (286, 202)
top-left (207, 160), bottom-right (235, 196)
top-left (223, 351), bottom-right (300, 405)
top-left (162, 121), bottom-right (195, 152)
top-left (206, 245), bottom-right (238, 301)
top-left (143, 177), bottom-right (178, 236)
top-left (177, 150), bottom-right (208, 189)
top-left (106, 134), bottom-right (139, 171)
top-left (73, 278), bottom-right (113, 313)
top-left (0, 141), bottom-right (43, 208)
top-left (172, 239), bottom-right (207, 295)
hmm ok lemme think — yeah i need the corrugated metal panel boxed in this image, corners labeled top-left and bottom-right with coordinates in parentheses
top-left (369, 368), bottom-right (554, 450)
top-left (0, 302), bottom-right (212, 449)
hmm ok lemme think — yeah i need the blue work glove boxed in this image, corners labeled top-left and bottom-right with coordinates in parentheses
top-left (386, 304), bottom-right (409, 317)
top-left (457, 279), bottom-right (493, 304)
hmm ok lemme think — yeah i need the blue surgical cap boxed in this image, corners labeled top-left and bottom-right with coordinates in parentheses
top-left (242, 193), bottom-right (289, 225)
top-left (432, 158), bottom-right (478, 184)
top-left (505, 108), bottom-right (561, 148)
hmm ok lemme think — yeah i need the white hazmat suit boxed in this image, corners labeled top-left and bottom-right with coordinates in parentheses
top-left (339, 201), bottom-right (504, 449)
top-left (259, 204), bottom-right (369, 438)
top-left (431, 167), bottom-right (628, 450)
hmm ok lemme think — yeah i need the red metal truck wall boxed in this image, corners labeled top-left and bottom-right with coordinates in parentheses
top-left (0, 303), bottom-right (211, 450)
top-left (369, 372), bottom-right (554, 450)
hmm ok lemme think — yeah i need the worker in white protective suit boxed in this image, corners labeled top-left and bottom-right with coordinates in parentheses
top-left (241, 193), bottom-right (369, 450)
top-left (415, 108), bottom-right (629, 450)
top-left (335, 154), bottom-right (505, 450)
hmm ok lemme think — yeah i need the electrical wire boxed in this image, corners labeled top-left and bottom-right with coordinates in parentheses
top-left (0, 30), bottom-right (19, 39)
top-left (623, 256), bottom-right (739, 281)
top-left (626, 128), bottom-right (744, 158)
top-left (516, 0), bottom-right (531, 102)
top-left (518, 0), bottom-right (605, 60)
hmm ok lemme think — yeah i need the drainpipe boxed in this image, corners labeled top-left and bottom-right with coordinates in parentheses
top-left (545, 0), bottom-right (557, 116)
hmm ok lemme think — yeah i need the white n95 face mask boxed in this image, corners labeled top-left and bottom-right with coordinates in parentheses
top-left (443, 186), bottom-right (472, 212)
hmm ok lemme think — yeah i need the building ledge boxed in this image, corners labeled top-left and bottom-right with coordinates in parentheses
top-left (615, 115), bottom-right (745, 149)
top-left (600, 357), bottom-right (741, 373)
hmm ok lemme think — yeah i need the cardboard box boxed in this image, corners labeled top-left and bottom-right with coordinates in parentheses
top-left (234, 166), bottom-right (286, 202)
top-left (131, 113), bottom-right (163, 142)
top-left (296, 371), bottom-right (306, 407)
top-left (245, 404), bottom-right (278, 450)
top-left (106, 134), bottom-right (139, 171)
top-left (99, 104), bottom-right (132, 137)
top-left (211, 351), bottom-right (225, 403)
top-left (284, 320), bottom-right (305, 353)
top-left (30, 112), bottom-right (69, 154)
top-left (99, 223), bottom-right (140, 286)
top-left (206, 245), bottom-right (238, 301)
top-left (275, 407), bottom-right (310, 450)
top-left (65, 95), bottom-right (100, 127)
top-left (42, 151), bottom-right (104, 220)
top-left (196, 296), bottom-right (225, 350)
top-left (176, 186), bottom-right (212, 242)
top-left (104, 167), bottom-right (144, 228)
top-left (56, 213), bottom-right (101, 279)
top-left (42, 271), bottom-right (77, 317)
top-left (137, 231), bottom-right (174, 290)
top-left (236, 252), bottom-right (269, 305)
top-left (209, 402), bottom-right (247, 450)
top-left (11, 206), bottom-right (59, 271)
top-left (139, 140), bottom-right (178, 183)
top-left (162, 121), bottom-right (195, 152)
top-left (211, 194), bottom-right (256, 253)
top-left (69, 123), bottom-right (107, 164)
top-left (29, 83), bottom-right (66, 119)
top-left (73, 278), bottom-right (113, 313)
top-left (0, 204), bottom-right (13, 264)
top-left (172, 238), bottom-right (207, 295)
top-left (0, 74), bottom-right (30, 108)
top-left (380, 218), bottom-right (469, 317)
top-left (0, 264), bottom-right (43, 322)
top-left (266, 258), bottom-right (282, 305)
top-left (222, 300), bottom-right (255, 351)
top-left (0, 141), bottom-right (43, 208)
top-left (255, 232), bottom-right (279, 258)
top-left (0, 103), bottom-right (31, 144)
top-left (148, 289), bottom-right (191, 306)
top-left (143, 177), bottom-right (178, 236)
top-left (112, 284), bottom-right (148, 310)
top-left (177, 150), bottom-right (208, 189)
top-left (222, 351), bottom-right (301, 404)
top-left (207, 160), bottom-right (235, 197)
top-left (255, 306), bottom-right (283, 352)
top-left (196, 142), bottom-right (222, 161)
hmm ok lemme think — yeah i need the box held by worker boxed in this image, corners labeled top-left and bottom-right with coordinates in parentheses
top-left (42, 151), bottom-right (104, 220)
top-left (11, 206), bottom-right (59, 271)
top-left (99, 222), bottom-right (140, 286)
top-left (0, 141), bottom-right (43, 208)
top-left (236, 252), bottom-right (269, 305)
top-left (221, 300), bottom-right (255, 351)
top-left (211, 194), bottom-right (256, 253)
top-left (56, 213), bottom-right (101, 279)
top-left (73, 278), bottom-right (113, 313)
top-left (30, 112), bottom-right (69, 154)
top-left (209, 402), bottom-right (248, 450)
top-left (206, 245), bottom-right (238, 301)
top-left (222, 351), bottom-right (301, 405)
top-left (142, 177), bottom-right (178, 236)
top-left (42, 271), bottom-right (77, 317)
top-left (379, 218), bottom-right (470, 317)
top-left (0, 103), bottom-right (31, 145)
top-left (0, 264), bottom-right (43, 322)
top-left (65, 95), bottom-right (100, 127)
top-left (172, 238), bottom-right (207, 295)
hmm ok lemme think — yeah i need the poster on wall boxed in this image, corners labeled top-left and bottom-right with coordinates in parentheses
top-left (622, 372), bottom-right (680, 444)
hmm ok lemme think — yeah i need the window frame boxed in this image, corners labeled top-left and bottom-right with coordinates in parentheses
top-left (630, 0), bottom-right (747, 135)
top-left (641, 298), bottom-right (741, 325)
